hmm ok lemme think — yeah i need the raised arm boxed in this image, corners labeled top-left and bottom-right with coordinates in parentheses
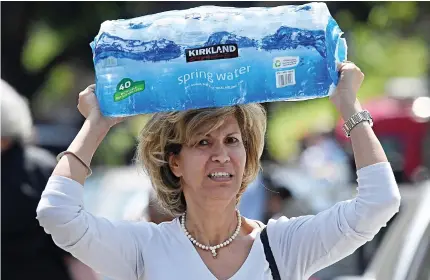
top-left (36, 85), bottom-right (149, 280)
top-left (267, 62), bottom-right (401, 279)
top-left (51, 84), bottom-right (124, 184)
top-left (331, 62), bottom-right (388, 170)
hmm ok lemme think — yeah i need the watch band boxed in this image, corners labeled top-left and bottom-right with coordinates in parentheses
top-left (342, 110), bottom-right (373, 138)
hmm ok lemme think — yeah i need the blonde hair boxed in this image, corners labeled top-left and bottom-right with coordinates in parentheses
top-left (136, 104), bottom-right (266, 217)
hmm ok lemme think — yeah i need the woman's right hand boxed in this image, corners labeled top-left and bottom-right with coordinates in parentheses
top-left (52, 84), bottom-right (127, 183)
top-left (77, 84), bottom-right (126, 129)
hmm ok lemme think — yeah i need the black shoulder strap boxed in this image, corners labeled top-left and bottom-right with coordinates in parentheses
top-left (261, 227), bottom-right (281, 280)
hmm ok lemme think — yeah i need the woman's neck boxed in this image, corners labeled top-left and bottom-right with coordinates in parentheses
top-left (184, 202), bottom-right (240, 246)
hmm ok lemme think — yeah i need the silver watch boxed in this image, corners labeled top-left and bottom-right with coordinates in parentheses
top-left (342, 110), bottom-right (373, 138)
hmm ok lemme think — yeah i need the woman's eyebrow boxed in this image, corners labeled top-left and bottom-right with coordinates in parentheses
top-left (226, 131), bottom-right (241, 136)
top-left (206, 131), bottom-right (241, 137)
top-left (194, 129), bottom-right (241, 138)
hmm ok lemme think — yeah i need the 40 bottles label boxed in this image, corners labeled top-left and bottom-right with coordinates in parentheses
top-left (114, 78), bottom-right (145, 102)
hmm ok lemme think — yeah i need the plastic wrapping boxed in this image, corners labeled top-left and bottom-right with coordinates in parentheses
top-left (91, 2), bottom-right (347, 116)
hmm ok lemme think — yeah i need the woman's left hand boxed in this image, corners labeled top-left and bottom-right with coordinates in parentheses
top-left (330, 61), bottom-right (365, 120)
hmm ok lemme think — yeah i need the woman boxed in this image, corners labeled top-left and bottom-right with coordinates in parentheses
top-left (37, 62), bottom-right (401, 280)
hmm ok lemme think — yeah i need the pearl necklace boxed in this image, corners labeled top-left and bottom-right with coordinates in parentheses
top-left (181, 209), bottom-right (242, 258)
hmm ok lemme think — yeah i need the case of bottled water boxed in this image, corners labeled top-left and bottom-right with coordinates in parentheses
top-left (91, 2), bottom-right (347, 116)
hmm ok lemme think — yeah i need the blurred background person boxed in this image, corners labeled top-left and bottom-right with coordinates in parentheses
top-left (1, 79), bottom-right (98, 280)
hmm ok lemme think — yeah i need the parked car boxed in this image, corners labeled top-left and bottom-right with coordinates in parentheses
top-left (332, 180), bottom-right (430, 280)
top-left (335, 96), bottom-right (430, 184)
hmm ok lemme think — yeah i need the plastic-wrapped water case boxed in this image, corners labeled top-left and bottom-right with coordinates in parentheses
top-left (90, 2), bottom-right (347, 116)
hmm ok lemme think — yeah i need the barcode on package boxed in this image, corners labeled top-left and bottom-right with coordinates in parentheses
top-left (276, 70), bottom-right (295, 88)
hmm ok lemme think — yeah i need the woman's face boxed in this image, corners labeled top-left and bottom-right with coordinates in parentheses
top-left (169, 116), bottom-right (247, 205)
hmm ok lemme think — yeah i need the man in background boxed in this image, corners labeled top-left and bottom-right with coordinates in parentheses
top-left (1, 79), bottom-right (97, 280)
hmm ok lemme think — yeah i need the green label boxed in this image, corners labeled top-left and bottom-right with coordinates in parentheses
top-left (114, 78), bottom-right (145, 102)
